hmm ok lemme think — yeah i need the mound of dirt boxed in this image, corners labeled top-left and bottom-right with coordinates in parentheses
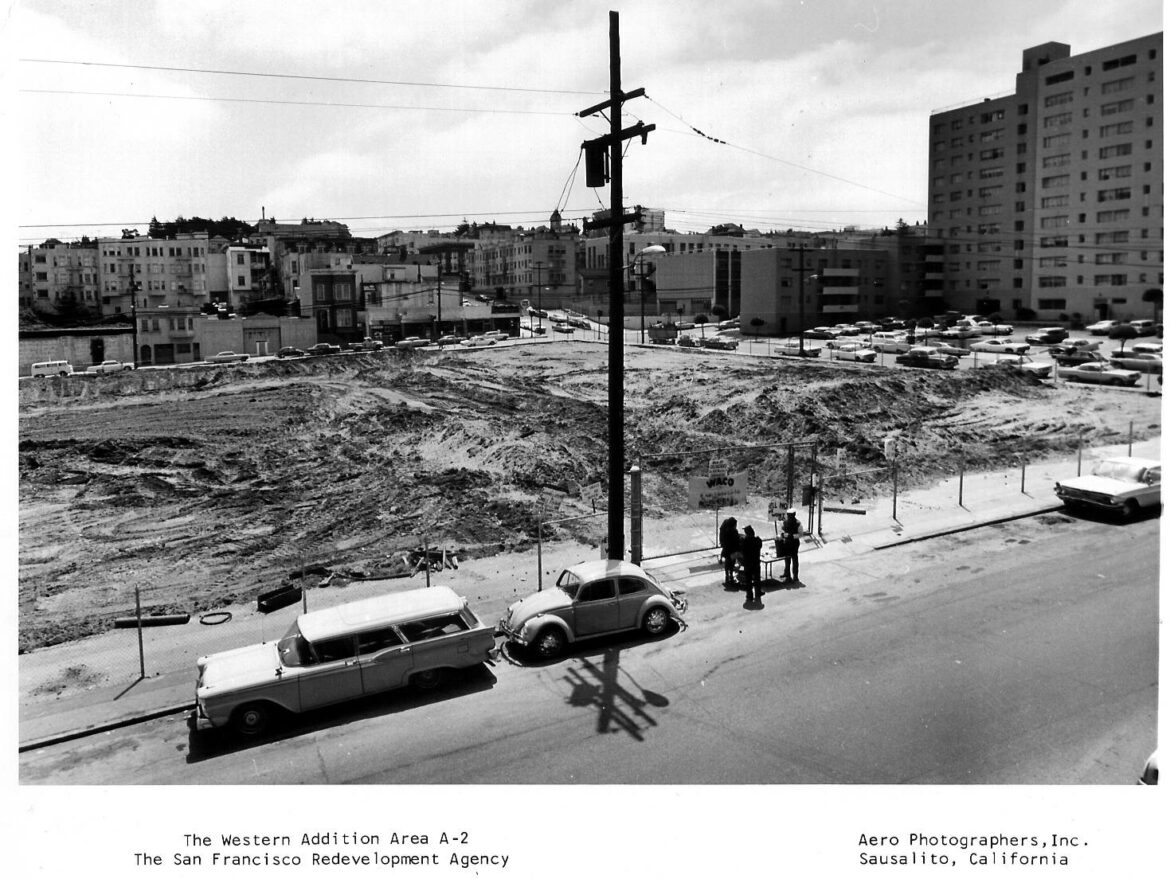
top-left (18, 344), bottom-right (1160, 651)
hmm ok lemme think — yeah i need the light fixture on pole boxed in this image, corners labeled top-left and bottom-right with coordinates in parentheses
top-left (631, 245), bottom-right (665, 344)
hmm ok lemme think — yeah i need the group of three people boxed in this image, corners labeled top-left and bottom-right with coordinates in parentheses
top-left (719, 509), bottom-right (802, 602)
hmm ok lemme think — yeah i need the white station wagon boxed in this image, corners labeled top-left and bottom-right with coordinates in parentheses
top-left (194, 586), bottom-right (496, 735)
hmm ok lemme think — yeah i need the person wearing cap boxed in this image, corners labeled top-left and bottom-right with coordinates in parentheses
top-left (780, 508), bottom-right (801, 582)
top-left (741, 524), bottom-right (763, 602)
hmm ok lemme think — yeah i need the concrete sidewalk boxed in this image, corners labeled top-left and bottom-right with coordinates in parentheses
top-left (18, 437), bottom-right (1161, 751)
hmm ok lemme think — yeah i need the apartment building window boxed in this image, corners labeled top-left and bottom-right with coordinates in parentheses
top-left (1038, 299), bottom-right (1068, 310)
top-left (1041, 174), bottom-right (1070, 189)
top-left (1098, 165), bottom-right (1132, 181)
top-left (1094, 274), bottom-right (1128, 286)
top-left (977, 223), bottom-right (1001, 235)
top-left (1038, 277), bottom-right (1067, 287)
top-left (1101, 76), bottom-right (1135, 94)
top-left (1042, 132), bottom-right (1071, 148)
top-left (1043, 112), bottom-right (1072, 128)
top-left (980, 109), bottom-right (1005, 122)
top-left (976, 260), bottom-right (1001, 271)
top-left (1040, 215), bottom-right (1069, 229)
top-left (1040, 236), bottom-right (1069, 247)
top-left (978, 185), bottom-right (1003, 197)
top-left (1101, 98), bottom-right (1135, 116)
top-left (1097, 187), bottom-right (1131, 202)
top-left (1041, 195), bottom-right (1069, 208)
top-left (980, 128), bottom-right (1004, 142)
top-left (1094, 252), bottom-right (1127, 264)
top-left (1102, 55), bottom-right (1136, 71)
top-left (1045, 70), bottom-right (1074, 85)
top-left (1044, 91), bottom-right (1074, 107)
top-left (979, 166), bottom-right (1004, 179)
top-left (1039, 256), bottom-right (1068, 267)
top-left (978, 205), bottom-right (1002, 216)
top-left (1099, 143), bottom-right (1133, 160)
top-left (1097, 208), bottom-right (1132, 224)
top-left (1095, 230), bottom-right (1130, 243)
top-left (1042, 153), bottom-right (1070, 168)
top-left (979, 147), bottom-right (1004, 160)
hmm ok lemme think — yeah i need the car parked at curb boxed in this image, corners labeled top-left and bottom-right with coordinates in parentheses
top-left (773, 340), bottom-right (822, 357)
top-left (193, 586), bottom-right (497, 736)
top-left (1107, 352), bottom-right (1162, 373)
top-left (30, 360), bottom-right (74, 377)
top-left (869, 332), bottom-right (912, 353)
top-left (277, 347), bottom-right (306, 358)
top-left (700, 336), bottom-right (738, 350)
top-left (1056, 362), bottom-right (1140, 385)
top-left (460, 335), bottom-right (497, 347)
top-left (918, 340), bottom-right (970, 357)
top-left (895, 347), bottom-right (958, 369)
top-left (85, 359), bottom-right (135, 374)
top-left (306, 343), bottom-right (342, 356)
top-left (436, 335), bottom-right (466, 347)
top-left (395, 337), bottom-right (432, 349)
top-left (1055, 456), bottom-right (1160, 519)
top-left (498, 559), bottom-right (687, 660)
top-left (206, 351), bottom-right (249, 364)
top-left (1127, 319), bottom-right (1158, 336)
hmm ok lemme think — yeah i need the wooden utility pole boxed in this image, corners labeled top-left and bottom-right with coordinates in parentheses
top-left (577, 10), bottom-right (654, 561)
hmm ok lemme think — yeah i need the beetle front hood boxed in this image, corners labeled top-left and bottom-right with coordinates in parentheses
top-left (197, 642), bottom-right (283, 693)
top-left (505, 589), bottom-right (572, 628)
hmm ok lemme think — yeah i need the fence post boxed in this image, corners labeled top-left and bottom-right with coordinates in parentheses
top-left (1020, 458), bottom-right (1027, 494)
top-left (1077, 439), bottom-right (1083, 476)
top-left (892, 463), bottom-right (899, 521)
top-left (424, 533), bottom-right (431, 588)
top-left (816, 471), bottom-right (825, 537)
top-left (1128, 420), bottom-right (1134, 456)
top-left (958, 462), bottom-right (965, 507)
top-left (537, 521), bottom-right (544, 592)
top-left (134, 585), bottom-right (145, 679)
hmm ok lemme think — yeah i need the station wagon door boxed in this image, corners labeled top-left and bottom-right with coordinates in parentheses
top-left (298, 635), bottom-right (365, 710)
top-left (397, 612), bottom-right (480, 673)
top-left (572, 579), bottom-right (620, 636)
top-left (355, 626), bottom-right (415, 695)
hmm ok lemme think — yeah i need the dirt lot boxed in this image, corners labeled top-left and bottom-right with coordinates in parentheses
top-left (18, 342), bottom-right (1161, 651)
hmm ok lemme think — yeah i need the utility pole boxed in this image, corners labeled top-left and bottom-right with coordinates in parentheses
top-left (578, 10), bottom-right (654, 561)
top-left (533, 260), bottom-right (544, 331)
top-left (797, 245), bottom-right (806, 356)
top-left (129, 261), bottom-right (139, 367)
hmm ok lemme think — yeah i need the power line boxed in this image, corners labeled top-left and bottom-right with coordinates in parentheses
top-left (21, 88), bottom-right (572, 117)
top-left (20, 58), bottom-right (604, 97)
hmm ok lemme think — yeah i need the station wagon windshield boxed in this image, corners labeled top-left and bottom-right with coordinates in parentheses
top-left (1092, 460), bottom-right (1146, 481)
top-left (277, 622), bottom-right (312, 667)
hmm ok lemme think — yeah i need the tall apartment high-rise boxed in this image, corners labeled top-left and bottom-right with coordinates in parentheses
top-left (928, 33), bottom-right (1163, 322)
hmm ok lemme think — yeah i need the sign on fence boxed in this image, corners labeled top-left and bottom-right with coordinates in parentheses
top-left (688, 471), bottom-right (749, 510)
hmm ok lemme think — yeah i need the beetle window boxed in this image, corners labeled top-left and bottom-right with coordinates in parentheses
top-left (313, 636), bottom-right (357, 663)
top-left (398, 613), bottom-right (470, 643)
top-left (576, 580), bottom-right (616, 603)
top-left (357, 627), bottom-right (405, 655)
top-left (617, 577), bottom-right (648, 596)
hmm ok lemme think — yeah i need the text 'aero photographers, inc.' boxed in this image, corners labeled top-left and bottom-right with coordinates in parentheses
top-left (131, 830), bottom-right (511, 870)
top-left (858, 832), bottom-right (1084, 867)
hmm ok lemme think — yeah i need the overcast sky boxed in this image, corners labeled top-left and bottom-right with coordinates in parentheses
top-left (7, 0), bottom-right (1164, 245)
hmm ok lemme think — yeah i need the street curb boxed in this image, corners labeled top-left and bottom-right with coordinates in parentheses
top-left (18, 703), bottom-right (193, 753)
top-left (870, 504), bottom-right (1066, 551)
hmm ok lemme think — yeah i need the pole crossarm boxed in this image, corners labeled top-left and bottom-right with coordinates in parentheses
top-left (576, 87), bottom-right (645, 118)
top-left (580, 121), bottom-right (656, 150)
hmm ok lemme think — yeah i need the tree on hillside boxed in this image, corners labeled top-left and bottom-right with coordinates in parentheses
top-left (1108, 323), bottom-right (1139, 352)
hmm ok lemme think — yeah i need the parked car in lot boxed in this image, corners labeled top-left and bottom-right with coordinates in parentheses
top-left (854, 321), bottom-right (880, 333)
top-left (1050, 345), bottom-right (1106, 366)
top-left (1107, 352), bottom-right (1162, 373)
top-left (941, 321), bottom-right (981, 339)
top-left (395, 337), bottom-right (432, 349)
top-left (565, 317), bottom-right (592, 330)
top-left (830, 342), bottom-right (877, 363)
top-left (193, 586), bottom-right (497, 736)
top-left (1086, 319), bottom-right (1121, 335)
top-left (803, 327), bottom-right (840, 340)
top-left (1056, 362), bottom-right (1140, 386)
top-left (206, 351), bottom-right (249, 364)
top-left (481, 330), bottom-right (510, 342)
top-left (918, 340), bottom-right (970, 357)
top-left (551, 322), bottom-right (574, 334)
top-left (306, 343), bottom-right (342, 356)
top-left (978, 354), bottom-right (1052, 378)
top-left (498, 560), bottom-right (687, 660)
top-left (1128, 342), bottom-right (1163, 356)
top-left (895, 347), bottom-right (958, 369)
top-left (976, 321), bottom-right (1014, 335)
top-left (30, 360), bottom-right (74, 377)
top-left (832, 323), bottom-right (860, 336)
top-left (85, 359), bottom-right (135, 374)
top-left (1025, 327), bottom-right (1069, 344)
top-left (773, 340), bottom-right (822, 357)
top-left (349, 337), bottom-right (384, 352)
top-left (436, 335), bottom-right (466, 347)
top-left (970, 338), bottom-right (1030, 355)
top-left (869, 332), bottom-right (912, 353)
top-left (276, 347), bottom-right (306, 358)
top-left (1055, 456), bottom-right (1161, 519)
top-left (676, 334), bottom-right (698, 348)
top-left (1127, 319), bottom-right (1158, 336)
top-left (700, 336), bottom-right (739, 350)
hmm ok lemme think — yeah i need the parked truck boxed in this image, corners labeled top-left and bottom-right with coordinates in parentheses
top-left (647, 323), bottom-right (679, 345)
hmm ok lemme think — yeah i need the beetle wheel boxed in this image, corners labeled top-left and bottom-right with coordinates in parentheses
top-left (642, 606), bottom-right (671, 636)
top-left (532, 626), bottom-right (567, 659)
top-left (231, 701), bottom-right (273, 737)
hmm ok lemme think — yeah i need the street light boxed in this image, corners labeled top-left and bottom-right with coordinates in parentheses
top-left (631, 245), bottom-right (665, 344)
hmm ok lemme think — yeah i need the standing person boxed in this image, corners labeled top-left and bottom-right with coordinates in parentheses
top-left (741, 525), bottom-right (763, 601)
top-left (719, 516), bottom-right (741, 587)
top-left (781, 508), bottom-right (802, 582)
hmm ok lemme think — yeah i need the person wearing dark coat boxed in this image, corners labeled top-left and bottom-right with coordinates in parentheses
top-left (718, 517), bottom-right (741, 587)
top-left (741, 525), bottom-right (763, 601)
top-left (780, 508), bottom-right (801, 582)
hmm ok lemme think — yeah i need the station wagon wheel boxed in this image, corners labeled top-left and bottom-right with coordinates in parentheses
top-left (232, 702), bottom-right (273, 737)
top-left (410, 668), bottom-right (445, 691)
top-left (642, 606), bottom-right (670, 636)
top-left (532, 626), bottom-right (567, 660)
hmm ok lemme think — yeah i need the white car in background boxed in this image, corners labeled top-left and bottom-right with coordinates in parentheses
top-left (1086, 319), bottom-right (1121, 335)
top-left (978, 354), bottom-right (1052, 378)
top-left (970, 338), bottom-right (1030, 355)
top-left (831, 342), bottom-right (877, 363)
